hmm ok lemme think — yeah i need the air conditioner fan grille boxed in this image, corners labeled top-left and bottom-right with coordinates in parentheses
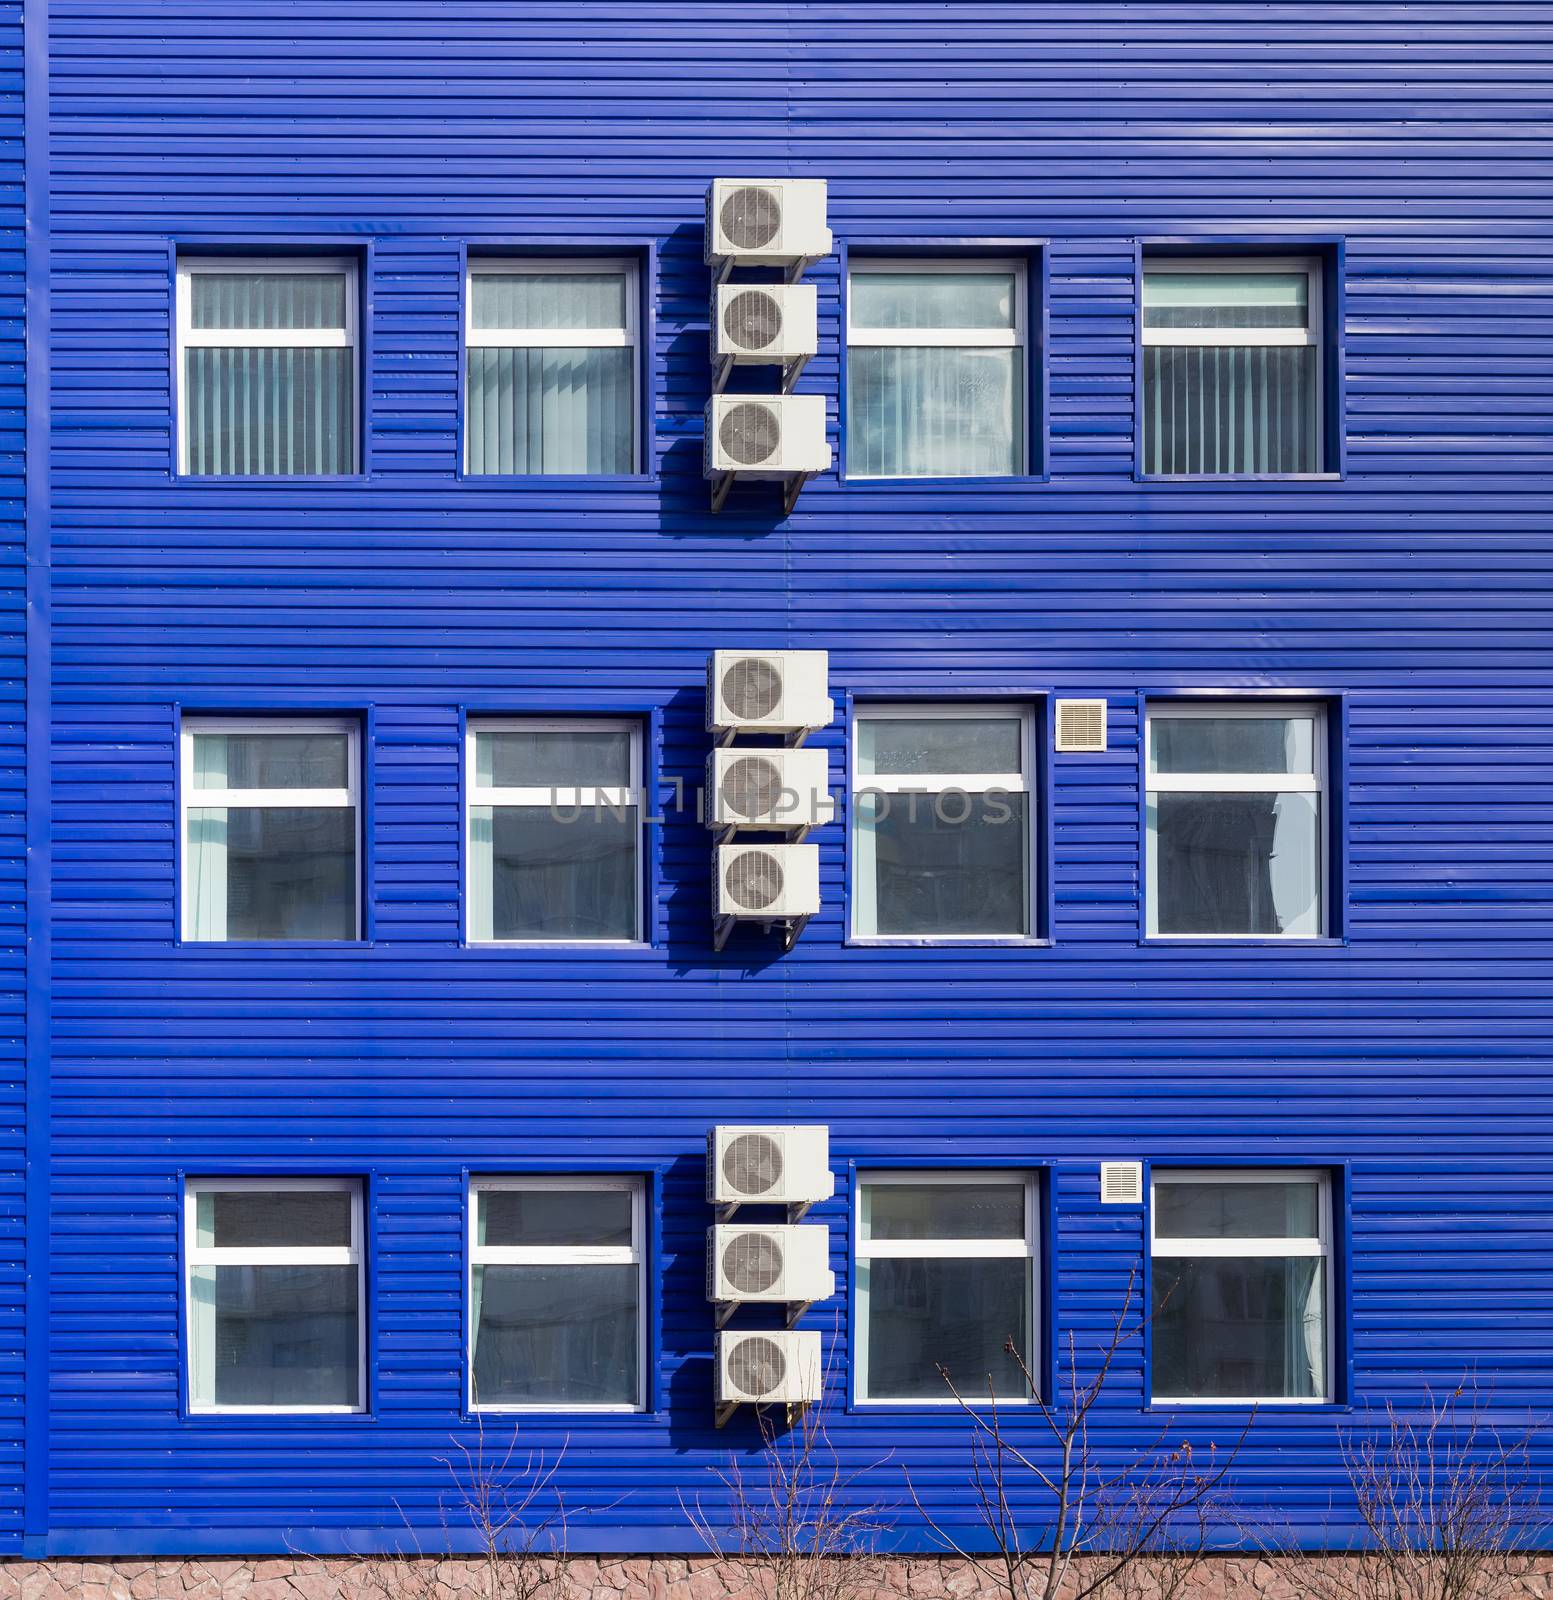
top-left (720, 186), bottom-right (782, 252)
top-left (723, 1232), bottom-right (784, 1295)
top-left (722, 755), bottom-right (784, 821)
top-left (723, 1132), bottom-right (784, 1197)
top-left (728, 1334), bottom-right (787, 1398)
top-left (726, 850), bottom-right (784, 912)
top-left (719, 402), bottom-right (782, 467)
top-left (721, 656), bottom-right (783, 722)
top-left (724, 289), bottom-right (784, 351)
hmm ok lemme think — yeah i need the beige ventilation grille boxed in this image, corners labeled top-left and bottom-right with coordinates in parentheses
top-left (1055, 698), bottom-right (1108, 753)
top-left (1100, 1161), bottom-right (1143, 1205)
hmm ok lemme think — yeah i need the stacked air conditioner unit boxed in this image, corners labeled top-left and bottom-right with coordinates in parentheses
top-left (706, 650), bottom-right (833, 951)
top-left (707, 1124), bottom-right (835, 1426)
top-left (704, 178), bottom-right (832, 513)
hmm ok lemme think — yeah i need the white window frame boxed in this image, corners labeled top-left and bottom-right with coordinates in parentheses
top-left (184, 1176), bottom-right (366, 1416)
top-left (175, 256), bottom-right (360, 476)
top-left (465, 716), bottom-right (644, 946)
top-left (464, 257), bottom-right (641, 474)
top-left (1145, 699), bottom-right (1327, 940)
top-left (854, 1169), bottom-right (1039, 1407)
top-left (179, 716), bottom-right (361, 942)
top-left (849, 701), bottom-right (1036, 943)
top-left (1141, 255), bottom-right (1324, 470)
top-left (467, 1175), bottom-right (647, 1414)
top-left (846, 257), bottom-right (1029, 477)
top-left (1150, 1167), bottom-right (1333, 1407)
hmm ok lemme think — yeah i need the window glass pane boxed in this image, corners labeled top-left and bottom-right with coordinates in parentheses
top-left (478, 1188), bottom-right (633, 1249)
top-left (1151, 1257), bottom-right (1326, 1400)
top-left (466, 347), bottom-right (634, 475)
top-left (475, 728), bottom-right (632, 790)
top-left (857, 716), bottom-right (1022, 778)
top-left (1141, 345), bottom-right (1317, 475)
top-left (187, 806), bottom-right (357, 941)
top-left (475, 804), bottom-right (637, 941)
top-left (1151, 716), bottom-right (1315, 776)
top-left (856, 791), bottom-right (1028, 937)
top-left (1150, 792), bottom-right (1320, 936)
top-left (471, 271), bottom-right (628, 331)
top-left (851, 271), bottom-right (1016, 331)
top-left (190, 271), bottom-right (348, 331)
top-left (848, 347), bottom-right (1020, 477)
top-left (1143, 271), bottom-right (1308, 330)
top-left (191, 731), bottom-right (350, 791)
top-left (185, 347), bottom-right (355, 475)
top-left (862, 1182), bottom-right (1025, 1242)
top-left (860, 1257), bottom-right (1029, 1400)
top-left (1155, 1180), bottom-right (1320, 1241)
top-left (190, 1264), bottom-right (359, 1408)
top-left (472, 1263), bottom-right (638, 1406)
top-left (196, 1190), bottom-right (353, 1250)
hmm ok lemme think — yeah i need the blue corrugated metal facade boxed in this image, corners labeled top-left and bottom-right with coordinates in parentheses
top-left (6, 0), bottom-right (1551, 1561)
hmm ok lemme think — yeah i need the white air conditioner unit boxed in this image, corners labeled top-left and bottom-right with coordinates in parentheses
top-left (1100, 1161), bottom-right (1144, 1205)
top-left (717, 1329), bottom-right (823, 1408)
top-left (714, 283), bottom-right (818, 366)
top-left (707, 1224), bottom-right (835, 1305)
top-left (707, 649), bottom-right (833, 737)
top-left (705, 394), bottom-right (830, 479)
top-left (705, 178), bottom-right (832, 268)
top-left (707, 1125), bottom-right (834, 1208)
top-left (717, 844), bottom-right (820, 920)
top-left (1055, 698), bottom-right (1108, 753)
top-left (707, 747), bottom-right (834, 832)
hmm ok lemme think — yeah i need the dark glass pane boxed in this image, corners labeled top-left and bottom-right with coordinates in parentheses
top-left (860, 791), bottom-right (1028, 936)
top-left (863, 1182), bottom-right (1026, 1242)
top-left (185, 347), bottom-right (354, 475)
top-left (1152, 1257), bottom-right (1326, 1400)
top-left (472, 1264), bottom-right (638, 1407)
top-left (488, 805), bottom-right (637, 941)
top-left (1151, 716), bottom-right (1314, 776)
top-left (479, 1188), bottom-right (632, 1248)
top-left (196, 1264), bottom-right (359, 1409)
top-left (220, 806), bottom-right (357, 940)
top-left (1152, 792), bottom-right (1319, 936)
top-left (201, 1189), bottom-right (352, 1249)
top-left (1142, 345), bottom-right (1316, 475)
top-left (862, 1257), bottom-right (1030, 1400)
top-left (1156, 1180), bottom-right (1320, 1240)
top-left (192, 731), bottom-right (349, 791)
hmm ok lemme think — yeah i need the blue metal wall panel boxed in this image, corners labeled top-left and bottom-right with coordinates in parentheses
top-left (35, 0), bottom-right (1553, 1556)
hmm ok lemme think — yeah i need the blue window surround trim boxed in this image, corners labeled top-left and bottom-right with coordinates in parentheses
top-left (453, 238), bottom-right (660, 485)
top-left (1131, 235), bottom-right (1348, 484)
top-left (22, 0), bottom-right (52, 1548)
top-left (844, 1158), bottom-right (1057, 1415)
top-left (165, 236), bottom-right (378, 484)
top-left (836, 237), bottom-right (1051, 487)
top-left (174, 1168), bottom-right (381, 1424)
top-left (170, 701), bottom-right (376, 951)
top-left (1140, 1159), bottom-right (1354, 1413)
top-left (1133, 686), bottom-right (1352, 948)
top-left (842, 686), bottom-right (1055, 949)
top-left (455, 700), bottom-right (664, 951)
top-left (458, 1160), bottom-right (668, 1423)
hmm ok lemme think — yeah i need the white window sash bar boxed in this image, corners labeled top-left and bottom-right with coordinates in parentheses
top-left (1141, 327), bottom-right (1316, 348)
top-left (181, 326), bottom-right (352, 349)
top-left (471, 1245), bottom-right (639, 1266)
top-left (1152, 1238), bottom-right (1326, 1259)
top-left (467, 327), bottom-right (631, 349)
top-left (185, 786), bottom-right (355, 809)
top-left (186, 1246), bottom-right (359, 1267)
top-left (471, 785), bottom-right (635, 808)
top-left (857, 1237), bottom-right (1030, 1260)
top-left (858, 774), bottom-right (1027, 793)
top-left (847, 327), bottom-right (1019, 349)
top-left (1147, 772), bottom-right (1320, 794)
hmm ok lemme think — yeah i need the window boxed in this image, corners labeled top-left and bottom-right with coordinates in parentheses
top-left (186, 1179), bottom-right (364, 1413)
top-left (856, 1173), bottom-right (1037, 1403)
top-left (468, 1177), bottom-right (645, 1411)
top-left (1145, 701), bottom-right (1326, 939)
top-left (181, 719), bottom-right (359, 942)
top-left (852, 704), bottom-right (1034, 940)
top-left (465, 259), bottom-right (639, 474)
top-left (1141, 256), bottom-right (1324, 475)
top-left (1151, 1170), bottom-right (1332, 1404)
top-left (176, 257), bottom-right (358, 476)
top-left (466, 719), bottom-right (642, 943)
top-left (847, 259), bottom-right (1027, 477)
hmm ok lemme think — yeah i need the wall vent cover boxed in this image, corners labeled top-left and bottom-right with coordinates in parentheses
top-left (720, 186), bottom-right (782, 252)
top-left (1100, 1161), bottom-right (1144, 1205)
top-left (727, 1334), bottom-right (787, 1397)
top-left (723, 1131), bottom-right (785, 1197)
top-left (722, 1231), bottom-right (784, 1296)
top-left (725, 848), bottom-right (784, 911)
top-left (1055, 698), bottom-right (1108, 753)
top-left (723, 288), bottom-right (783, 352)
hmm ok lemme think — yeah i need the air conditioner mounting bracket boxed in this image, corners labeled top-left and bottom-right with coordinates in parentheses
top-left (784, 1299), bottom-right (813, 1330)
top-left (712, 913), bottom-right (736, 954)
top-left (785, 1200), bottom-right (813, 1225)
top-left (709, 471), bottom-right (734, 515)
top-left (715, 1400), bottom-right (739, 1430)
top-left (781, 913), bottom-right (810, 952)
top-left (780, 354), bottom-right (810, 394)
top-left (781, 473), bottom-right (809, 516)
top-left (711, 353), bottom-right (735, 395)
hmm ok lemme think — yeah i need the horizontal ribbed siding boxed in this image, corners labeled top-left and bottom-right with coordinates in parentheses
top-left (40, 0), bottom-right (1553, 1557)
